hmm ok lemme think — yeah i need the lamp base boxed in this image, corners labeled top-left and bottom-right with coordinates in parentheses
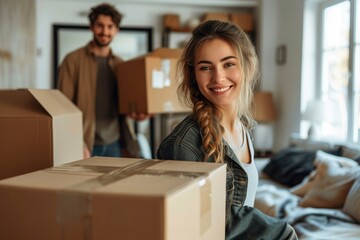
top-left (307, 124), bottom-right (321, 140)
top-left (253, 123), bottom-right (274, 154)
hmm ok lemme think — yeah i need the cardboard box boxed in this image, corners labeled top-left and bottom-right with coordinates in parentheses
top-left (0, 157), bottom-right (226, 240)
top-left (163, 14), bottom-right (180, 29)
top-left (0, 89), bottom-right (83, 180)
top-left (229, 13), bottom-right (254, 32)
top-left (117, 48), bottom-right (190, 114)
top-left (201, 13), bottom-right (230, 22)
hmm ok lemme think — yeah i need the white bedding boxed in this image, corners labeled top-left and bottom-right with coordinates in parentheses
top-left (254, 158), bottom-right (360, 240)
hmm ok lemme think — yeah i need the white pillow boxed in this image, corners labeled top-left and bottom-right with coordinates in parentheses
top-left (290, 150), bottom-right (359, 208)
top-left (343, 176), bottom-right (360, 222)
top-left (316, 150), bottom-right (359, 167)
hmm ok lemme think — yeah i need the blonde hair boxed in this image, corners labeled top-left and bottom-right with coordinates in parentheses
top-left (177, 20), bottom-right (259, 163)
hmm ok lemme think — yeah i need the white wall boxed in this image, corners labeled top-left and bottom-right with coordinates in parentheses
top-left (259, 0), bottom-right (305, 151)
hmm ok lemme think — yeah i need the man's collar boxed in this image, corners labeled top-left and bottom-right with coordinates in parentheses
top-left (85, 41), bottom-right (115, 59)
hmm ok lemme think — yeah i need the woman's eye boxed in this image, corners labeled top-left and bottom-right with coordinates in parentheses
top-left (199, 66), bottom-right (211, 71)
top-left (224, 62), bottom-right (235, 68)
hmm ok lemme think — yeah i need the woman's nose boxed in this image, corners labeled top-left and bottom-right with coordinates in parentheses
top-left (213, 67), bottom-right (225, 83)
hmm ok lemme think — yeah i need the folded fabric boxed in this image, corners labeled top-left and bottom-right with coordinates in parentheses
top-left (343, 176), bottom-right (360, 222)
top-left (255, 184), bottom-right (299, 217)
top-left (340, 145), bottom-right (360, 164)
top-left (290, 150), bottom-right (360, 208)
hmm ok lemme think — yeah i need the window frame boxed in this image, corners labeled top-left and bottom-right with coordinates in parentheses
top-left (316, 0), bottom-right (359, 143)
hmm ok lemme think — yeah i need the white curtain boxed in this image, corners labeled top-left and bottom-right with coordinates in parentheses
top-left (0, 0), bottom-right (35, 89)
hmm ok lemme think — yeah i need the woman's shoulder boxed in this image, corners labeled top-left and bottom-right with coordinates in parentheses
top-left (164, 114), bottom-right (200, 141)
top-left (157, 114), bottom-right (204, 161)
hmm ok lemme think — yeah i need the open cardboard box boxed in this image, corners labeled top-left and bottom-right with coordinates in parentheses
top-left (0, 89), bottom-right (83, 180)
top-left (0, 157), bottom-right (226, 240)
top-left (117, 48), bottom-right (190, 114)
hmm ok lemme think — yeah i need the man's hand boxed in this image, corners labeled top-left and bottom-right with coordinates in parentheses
top-left (83, 146), bottom-right (91, 158)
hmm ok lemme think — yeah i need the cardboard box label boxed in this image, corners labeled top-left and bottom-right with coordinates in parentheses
top-left (152, 70), bottom-right (165, 88)
top-left (161, 59), bottom-right (171, 87)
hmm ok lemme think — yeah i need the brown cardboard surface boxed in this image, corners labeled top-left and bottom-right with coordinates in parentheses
top-left (117, 48), bottom-right (190, 114)
top-left (0, 89), bottom-right (83, 180)
top-left (163, 14), bottom-right (180, 29)
top-left (0, 157), bottom-right (226, 240)
top-left (29, 89), bottom-right (83, 166)
top-left (229, 13), bottom-right (254, 32)
top-left (201, 13), bottom-right (230, 22)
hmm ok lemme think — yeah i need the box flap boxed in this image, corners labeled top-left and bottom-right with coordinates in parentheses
top-left (126, 48), bottom-right (182, 62)
top-left (29, 89), bottom-right (83, 165)
top-left (0, 89), bottom-right (49, 118)
top-left (28, 89), bottom-right (81, 117)
top-left (148, 48), bottom-right (182, 59)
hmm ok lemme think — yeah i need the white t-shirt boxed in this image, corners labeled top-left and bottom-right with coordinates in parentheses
top-left (225, 122), bottom-right (259, 207)
top-left (239, 155), bottom-right (259, 207)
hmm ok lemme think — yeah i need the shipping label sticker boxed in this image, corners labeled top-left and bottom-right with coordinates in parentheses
top-left (152, 70), bottom-right (165, 89)
top-left (161, 59), bottom-right (171, 87)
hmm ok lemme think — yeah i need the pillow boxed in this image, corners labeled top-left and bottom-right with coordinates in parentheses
top-left (289, 137), bottom-right (332, 151)
top-left (290, 150), bottom-right (360, 208)
top-left (316, 150), bottom-right (359, 167)
top-left (343, 175), bottom-right (360, 222)
top-left (340, 145), bottom-right (360, 164)
top-left (262, 146), bottom-right (341, 187)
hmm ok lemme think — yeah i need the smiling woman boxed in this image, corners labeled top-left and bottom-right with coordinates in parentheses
top-left (194, 38), bottom-right (242, 111)
top-left (157, 20), bottom-right (298, 239)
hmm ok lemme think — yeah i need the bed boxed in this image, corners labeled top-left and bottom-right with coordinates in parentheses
top-left (254, 137), bottom-right (360, 240)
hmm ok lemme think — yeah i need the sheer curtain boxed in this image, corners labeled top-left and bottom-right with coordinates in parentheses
top-left (0, 0), bottom-right (36, 89)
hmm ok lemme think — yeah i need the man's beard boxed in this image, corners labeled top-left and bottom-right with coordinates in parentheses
top-left (93, 35), bottom-right (112, 47)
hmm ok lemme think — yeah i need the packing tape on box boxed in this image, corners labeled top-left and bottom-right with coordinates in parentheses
top-left (51, 159), bottom-right (212, 239)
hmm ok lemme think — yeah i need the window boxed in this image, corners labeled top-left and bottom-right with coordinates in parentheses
top-left (315, 0), bottom-right (359, 143)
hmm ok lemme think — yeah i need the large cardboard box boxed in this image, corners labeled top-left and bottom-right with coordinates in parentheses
top-left (0, 89), bottom-right (83, 180)
top-left (117, 48), bottom-right (190, 114)
top-left (0, 157), bottom-right (226, 240)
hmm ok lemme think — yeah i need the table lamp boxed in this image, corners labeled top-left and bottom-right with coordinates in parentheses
top-left (251, 91), bottom-right (278, 156)
top-left (302, 99), bottom-right (339, 140)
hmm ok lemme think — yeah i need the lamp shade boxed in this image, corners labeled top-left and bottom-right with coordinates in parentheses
top-left (302, 99), bottom-right (341, 124)
top-left (251, 91), bottom-right (277, 122)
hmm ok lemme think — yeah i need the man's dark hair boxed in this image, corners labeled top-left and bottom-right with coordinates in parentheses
top-left (88, 3), bottom-right (123, 28)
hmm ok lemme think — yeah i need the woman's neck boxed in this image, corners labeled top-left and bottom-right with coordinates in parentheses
top-left (221, 108), bottom-right (239, 133)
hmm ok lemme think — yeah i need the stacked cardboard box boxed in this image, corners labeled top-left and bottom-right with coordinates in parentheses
top-left (201, 12), bottom-right (255, 32)
top-left (229, 13), bottom-right (254, 32)
top-left (0, 157), bottom-right (226, 240)
top-left (117, 48), bottom-right (190, 114)
top-left (163, 14), bottom-right (180, 29)
top-left (201, 13), bottom-right (230, 22)
top-left (0, 89), bottom-right (83, 180)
